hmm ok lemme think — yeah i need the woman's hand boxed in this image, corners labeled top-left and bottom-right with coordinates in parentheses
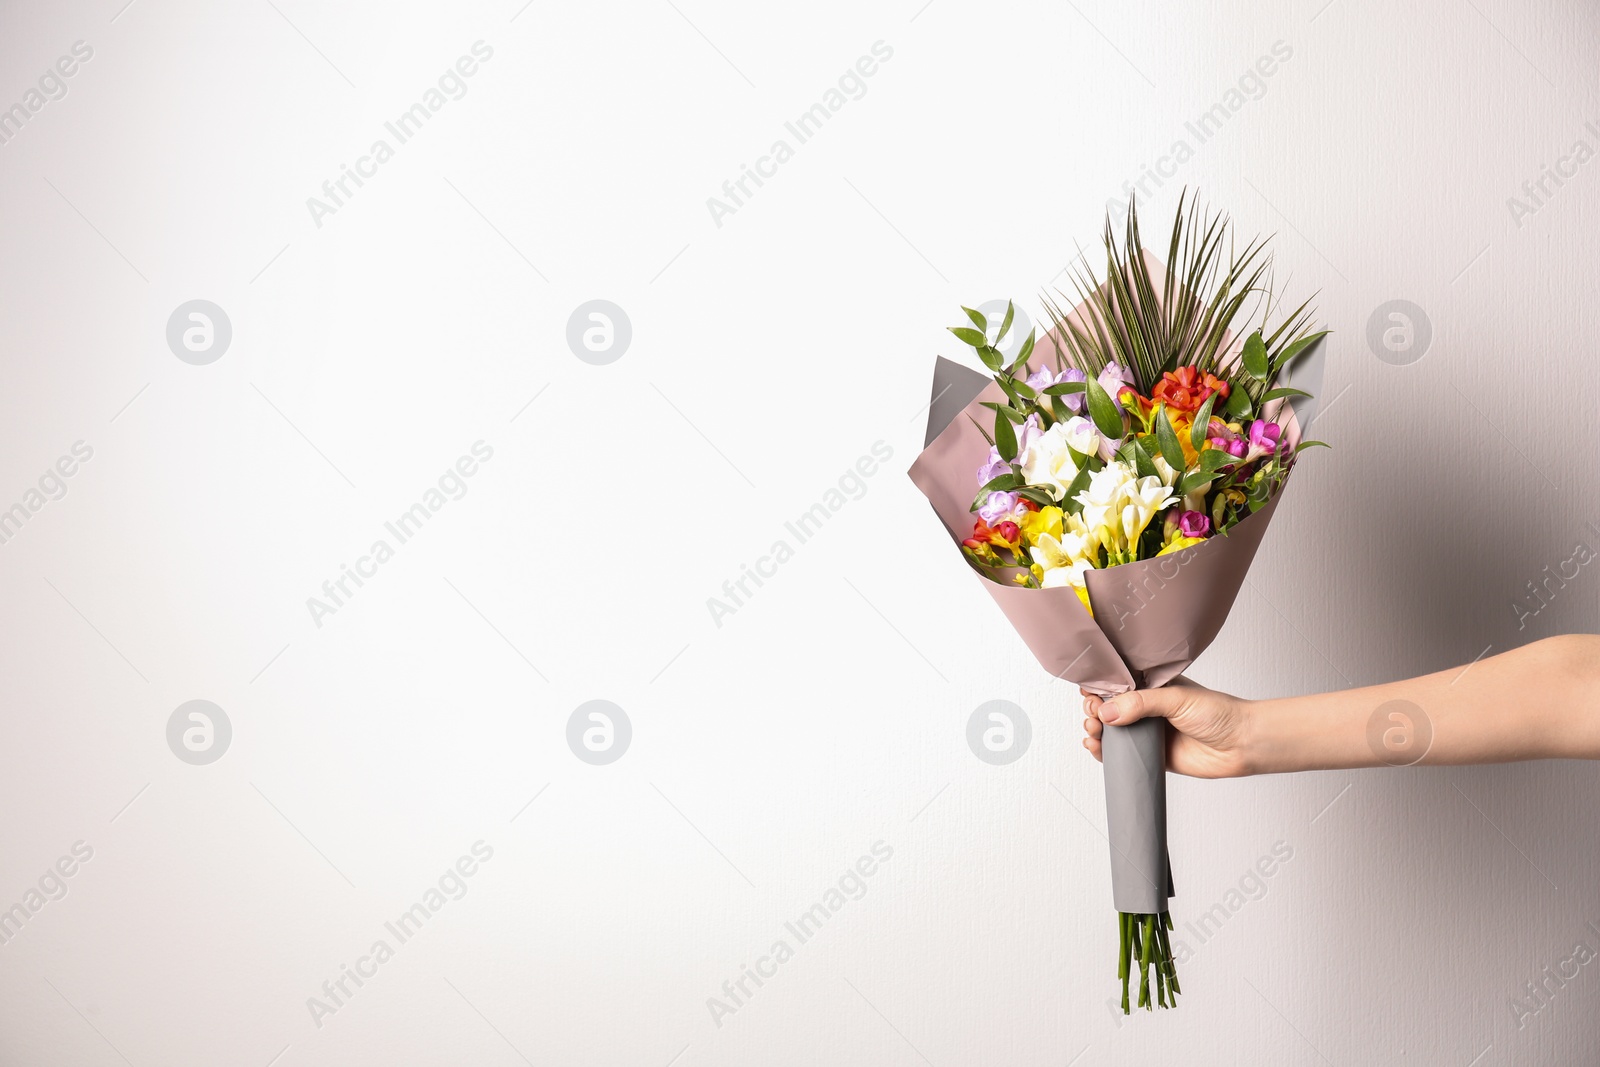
top-left (1081, 678), bottom-right (1254, 778)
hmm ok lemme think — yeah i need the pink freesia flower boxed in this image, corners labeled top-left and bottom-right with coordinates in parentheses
top-left (1245, 419), bottom-right (1282, 462)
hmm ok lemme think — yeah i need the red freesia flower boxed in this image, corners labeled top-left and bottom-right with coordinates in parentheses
top-left (1153, 366), bottom-right (1231, 413)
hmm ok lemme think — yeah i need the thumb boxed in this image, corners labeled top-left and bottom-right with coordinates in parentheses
top-left (1099, 687), bottom-right (1188, 726)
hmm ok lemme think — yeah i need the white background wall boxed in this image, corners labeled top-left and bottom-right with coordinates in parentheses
top-left (1, 0), bottom-right (1597, 1063)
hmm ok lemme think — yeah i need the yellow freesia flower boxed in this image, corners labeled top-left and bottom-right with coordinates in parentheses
top-left (1020, 505), bottom-right (1064, 545)
top-left (1157, 534), bottom-right (1206, 556)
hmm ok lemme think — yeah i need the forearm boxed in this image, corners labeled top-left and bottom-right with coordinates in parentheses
top-left (1243, 635), bottom-right (1600, 774)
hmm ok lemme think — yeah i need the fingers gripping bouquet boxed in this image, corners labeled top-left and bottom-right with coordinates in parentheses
top-left (909, 195), bottom-right (1329, 1012)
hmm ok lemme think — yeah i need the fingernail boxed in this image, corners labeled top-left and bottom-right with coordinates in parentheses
top-left (1101, 699), bottom-right (1120, 723)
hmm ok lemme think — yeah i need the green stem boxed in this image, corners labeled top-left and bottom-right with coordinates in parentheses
top-left (1115, 911), bottom-right (1181, 1013)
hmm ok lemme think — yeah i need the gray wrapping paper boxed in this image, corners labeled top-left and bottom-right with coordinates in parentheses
top-left (1100, 718), bottom-right (1173, 914)
top-left (911, 332), bottom-right (1317, 916)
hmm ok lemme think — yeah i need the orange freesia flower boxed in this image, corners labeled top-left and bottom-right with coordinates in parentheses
top-left (1153, 366), bottom-right (1231, 413)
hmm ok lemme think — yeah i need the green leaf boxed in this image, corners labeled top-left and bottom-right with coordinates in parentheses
top-left (1242, 330), bottom-right (1268, 379)
top-left (1259, 386), bottom-right (1312, 403)
top-left (994, 407), bottom-right (1017, 462)
top-left (975, 344), bottom-right (1004, 371)
top-left (996, 301), bottom-right (1015, 344)
top-left (962, 306), bottom-right (987, 332)
top-left (980, 401), bottom-right (1028, 425)
top-left (1270, 330), bottom-right (1329, 373)
top-left (1189, 393), bottom-right (1217, 451)
top-left (1014, 329), bottom-right (1036, 369)
top-left (970, 473), bottom-right (1023, 510)
top-left (1177, 470), bottom-right (1212, 495)
top-left (1224, 386), bottom-right (1253, 419)
top-left (1042, 381), bottom-right (1087, 396)
top-left (1128, 439), bottom-right (1158, 480)
top-left (1084, 375), bottom-right (1124, 440)
top-left (1050, 394), bottom-right (1070, 423)
top-left (1198, 447), bottom-right (1235, 472)
top-left (1295, 440), bottom-right (1331, 453)
top-left (1154, 406), bottom-right (1185, 469)
top-left (1016, 485), bottom-right (1059, 507)
top-left (950, 326), bottom-right (987, 348)
top-left (1060, 466), bottom-right (1092, 514)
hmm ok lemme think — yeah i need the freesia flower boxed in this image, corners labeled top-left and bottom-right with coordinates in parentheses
top-left (1177, 510), bottom-right (1211, 538)
top-left (1099, 362), bottom-right (1134, 411)
top-left (1074, 463), bottom-right (1136, 553)
top-left (977, 491), bottom-right (1022, 523)
top-left (975, 414), bottom-right (1043, 485)
top-left (1056, 367), bottom-right (1087, 412)
top-left (1031, 519), bottom-right (1096, 590)
top-left (1019, 504), bottom-right (1064, 545)
top-left (1157, 534), bottom-right (1206, 556)
top-left (1025, 366), bottom-right (1087, 414)
top-left (1208, 436), bottom-right (1247, 459)
top-left (1019, 423), bottom-right (1084, 501)
top-left (1244, 419), bottom-right (1282, 462)
top-left (1119, 475), bottom-right (1180, 551)
top-left (1119, 387), bottom-right (1156, 425)
top-left (1152, 365), bottom-right (1231, 413)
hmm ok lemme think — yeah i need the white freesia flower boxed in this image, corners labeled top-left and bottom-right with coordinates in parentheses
top-left (1019, 423), bottom-right (1083, 501)
top-left (1074, 462), bottom-right (1135, 554)
top-left (1031, 520), bottom-right (1096, 589)
top-left (1120, 475), bottom-right (1179, 549)
top-left (1071, 464), bottom-right (1176, 562)
top-left (1061, 416), bottom-right (1101, 458)
top-left (1151, 455), bottom-right (1179, 488)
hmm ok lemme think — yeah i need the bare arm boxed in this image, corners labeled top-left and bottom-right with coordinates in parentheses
top-left (1080, 635), bottom-right (1600, 778)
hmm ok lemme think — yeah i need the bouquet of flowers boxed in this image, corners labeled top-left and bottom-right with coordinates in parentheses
top-left (908, 194), bottom-right (1329, 1012)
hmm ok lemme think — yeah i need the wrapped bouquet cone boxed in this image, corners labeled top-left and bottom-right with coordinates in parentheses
top-left (907, 194), bottom-right (1329, 1011)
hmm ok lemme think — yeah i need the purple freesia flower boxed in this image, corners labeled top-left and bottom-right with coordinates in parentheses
top-left (978, 491), bottom-right (1021, 523)
top-left (1024, 367), bottom-right (1088, 414)
top-left (975, 413), bottom-right (1042, 486)
top-left (1057, 367), bottom-right (1086, 413)
top-left (977, 448), bottom-right (1008, 485)
top-left (1098, 362), bottom-right (1133, 411)
top-left (1177, 510), bottom-right (1211, 538)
